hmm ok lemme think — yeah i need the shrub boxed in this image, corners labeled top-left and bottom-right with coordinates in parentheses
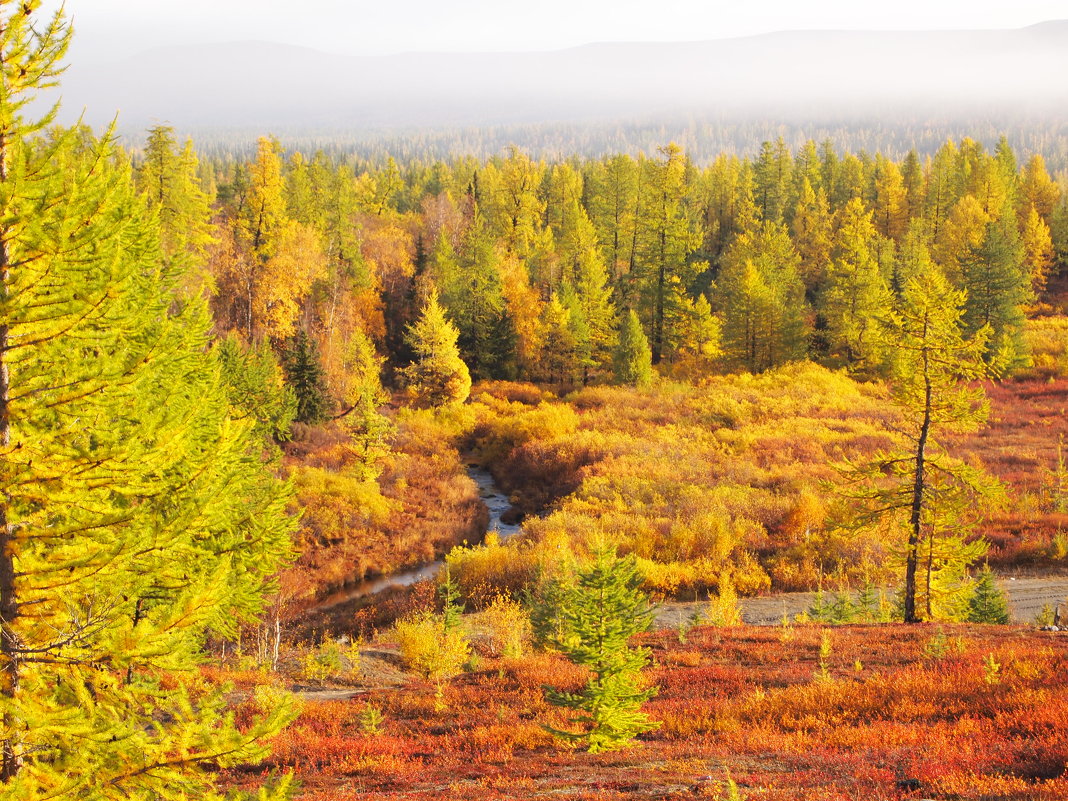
top-left (301, 639), bottom-right (360, 683)
top-left (479, 595), bottom-right (533, 659)
top-left (394, 611), bottom-right (471, 682)
top-left (705, 574), bottom-right (742, 626)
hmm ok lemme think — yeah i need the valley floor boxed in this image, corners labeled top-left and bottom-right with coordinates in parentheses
top-left (224, 623), bottom-right (1068, 801)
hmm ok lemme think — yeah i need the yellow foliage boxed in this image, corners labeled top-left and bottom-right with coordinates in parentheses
top-left (478, 596), bottom-right (533, 659)
top-left (394, 612), bottom-right (471, 681)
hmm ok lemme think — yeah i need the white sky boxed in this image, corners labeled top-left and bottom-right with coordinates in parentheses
top-left (38, 0), bottom-right (1068, 61)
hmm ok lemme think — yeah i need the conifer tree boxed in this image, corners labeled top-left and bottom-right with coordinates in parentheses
top-left (791, 177), bottom-right (834, 294)
top-left (137, 125), bottom-right (215, 293)
top-left (841, 271), bottom-right (999, 623)
top-left (753, 138), bottom-right (793, 223)
top-left (538, 547), bottom-right (659, 753)
top-left (1020, 204), bottom-right (1056, 294)
top-left (537, 293), bottom-right (578, 388)
top-left (966, 564), bottom-right (1010, 624)
top-left (335, 329), bottom-right (394, 478)
top-left (821, 198), bottom-right (893, 370)
top-left (0, 4), bottom-right (296, 796)
top-left (283, 330), bottom-right (331, 425)
top-left (216, 334), bottom-right (297, 447)
top-left (715, 221), bottom-right (809, 372)
top-left (633, 143), bottom-right (699, 363)
top-left (671, 294), bottom-right (722, 376)
top-left (401, 291), bottom-right (472, 407)
top-left (614, 310), bottom-right (654, 387)
top-left (445, 212), bottom-right (516, 379)
top-left (585, 154), bottom-right (639, 287)
top-left (959, 217), bottom-right (1031, 369)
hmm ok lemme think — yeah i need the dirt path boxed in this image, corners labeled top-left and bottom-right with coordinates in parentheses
top-left (654, 576), bottom-right (1068, 629)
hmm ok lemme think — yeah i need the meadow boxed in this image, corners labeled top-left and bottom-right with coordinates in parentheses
top-left (222, 622), bottom-right (1068, 801)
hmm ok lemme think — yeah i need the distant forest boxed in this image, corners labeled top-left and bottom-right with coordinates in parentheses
top-left (166, 115), bottom-right (1068, 174)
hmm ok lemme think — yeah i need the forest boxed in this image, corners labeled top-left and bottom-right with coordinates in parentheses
top-left (4, 1), bottom-right (1068, 800)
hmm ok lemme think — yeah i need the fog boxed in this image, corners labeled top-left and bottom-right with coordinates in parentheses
top-left (37, 22), bottom-right (1068, 153)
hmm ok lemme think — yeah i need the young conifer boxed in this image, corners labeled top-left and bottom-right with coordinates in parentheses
top-left (538, 547), bottom-right (660, 753)
top-left (614, 309), bottom-right (654, 387)
top-left (283, 329), bottom-right (331, 424)
top-left (966, 564), bottom-right (1011, 624)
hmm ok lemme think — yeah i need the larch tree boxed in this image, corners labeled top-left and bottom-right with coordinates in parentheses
top-left (536, 294), bottom-right (578, 389)
top-left (1018, 154), bottom-right (1061, 223)
top-left (821, 198), bottom-right (893, 371)
top-left (584, 154), bottom-right (638, 287)
top-left (790, 177), bottom-right (834, 295)
top-left (334, 329), bottom-right (393, 479)
top-left (633, 143), bottom-right (699, 364)
top-left (401, 291), bottom-right (472, 407)
top-left (1020, 204), bottom-right (1056, 294)
top-left (841, 270), bottom-right (999, 623)
top-left (237, 136), bottom-right (288, 339)
top-left (752, 138), bottom-right (793, 224)
top-left (0, 3), bottom-right (296, 797)
top-left (715, 221), bottom-right (809, 372)
top-left (958, 216), bottom-right (1031, 369)
top-left (137, 126), bottom-right (215, 294)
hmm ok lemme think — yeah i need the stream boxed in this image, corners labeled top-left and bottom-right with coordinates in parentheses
top-left (311, 465), bottom-right (522, 611)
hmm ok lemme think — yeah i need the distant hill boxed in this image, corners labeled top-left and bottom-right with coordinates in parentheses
top-left (40, 23), bottom-right (1068, 157)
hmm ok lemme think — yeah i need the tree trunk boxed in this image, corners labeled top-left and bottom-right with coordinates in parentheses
top-left (904, 344), bottom-right (933, 624)
top-left (0, 122), bottom-right (21, 781)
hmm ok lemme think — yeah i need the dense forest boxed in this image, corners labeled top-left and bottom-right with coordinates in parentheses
top-left (163, 128), bottom-right (1067, 393)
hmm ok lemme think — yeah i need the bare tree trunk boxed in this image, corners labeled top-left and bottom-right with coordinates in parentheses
top-left (904, 343), bottom-right (933, 624)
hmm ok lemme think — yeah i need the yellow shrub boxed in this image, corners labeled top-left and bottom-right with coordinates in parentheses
top-left (394, 611), bottom-right (470, 681)
top-left (478, 596), bottom-right (532, 659)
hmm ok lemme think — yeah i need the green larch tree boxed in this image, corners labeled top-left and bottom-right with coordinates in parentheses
top-left (841, 270), bottom-right (999, 623)
top-left (334, 328), bottom-right (394, 479)
top-left (715, 221), bottom-right (809, 372)
top-left (790, 177), bottom-right (834, 295)
top-left (536, 293), bottom-right (578, 389)
top-left (0, 4), bottom-right (296, 796)
top-left (958, 216), bottom-right (1031, 369)
top-left (633, 143), bottom-right (699, 364)
top-left (752, 138), bottom-right (793, 223)
top-left (821, 198), bottom-right (893, 370)
top-left (216, 333), bottom-right (297, 448)
top-left (584, 154), bottom-right (638, 289)
top-left (137, 126), bottom-right (215, 293)
top-left (401, 291), bottom-right (472, 407)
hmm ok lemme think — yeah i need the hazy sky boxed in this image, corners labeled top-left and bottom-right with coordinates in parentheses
top-left (38, 0), bottom-right (1068, 61)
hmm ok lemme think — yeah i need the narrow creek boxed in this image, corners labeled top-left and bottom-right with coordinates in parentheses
top-left (311, 465), bottom-right (521, 611)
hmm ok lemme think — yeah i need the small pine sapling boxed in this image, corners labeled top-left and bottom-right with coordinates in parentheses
top-left (538, 546), bottom-right (660, 752)
top-left (966, 564), bottom-right (1010, 624)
